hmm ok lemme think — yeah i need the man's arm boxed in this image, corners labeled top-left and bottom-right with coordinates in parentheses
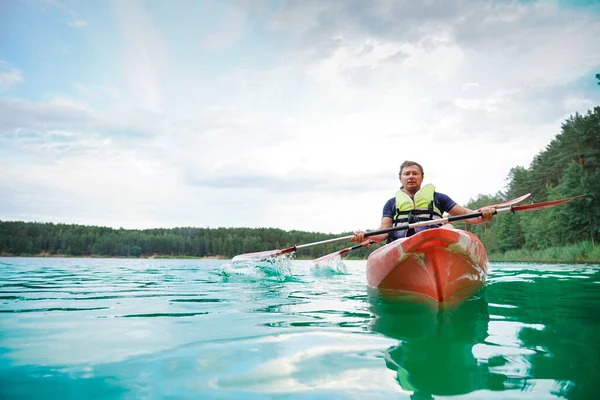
top-left (448, 204), bottom-right (495, 224)
top-left (351, 217), bottom-right (392, 243)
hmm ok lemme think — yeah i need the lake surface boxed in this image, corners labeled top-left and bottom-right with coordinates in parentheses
top-left (1, 257), bottom-right (599, 399)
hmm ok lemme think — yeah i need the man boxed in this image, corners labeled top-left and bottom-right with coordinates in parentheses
top-left (351, 160), bottom-right (496, 244)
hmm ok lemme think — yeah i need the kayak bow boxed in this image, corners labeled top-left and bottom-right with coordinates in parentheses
top-left (366, 228), bottom-right (487, 304)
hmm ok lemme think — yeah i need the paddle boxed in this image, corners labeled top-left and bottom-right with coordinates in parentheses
top-left (231, 235), bottom-right (357, 262)
top-left (306, 193), bottom-right (533, 264)
top-left (365, 194), bottom-right (585, 237)
top-left (312, 240), bottom-right (375, 264)
top-left (231, 193), bottom-right (579, 263)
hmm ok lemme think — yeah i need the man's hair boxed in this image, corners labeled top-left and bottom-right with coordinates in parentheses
top-left (399, 160), bottom-right (424, 176)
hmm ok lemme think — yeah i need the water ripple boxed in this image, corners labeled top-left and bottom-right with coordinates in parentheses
top-left (0, 258), bottom-right (599, 399)
top-left (119, 312), bottom-right (210, 318)
top-left (1, 307), bottom-right (110, 313)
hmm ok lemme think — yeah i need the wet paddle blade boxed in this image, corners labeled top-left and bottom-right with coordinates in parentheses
top-left (232, 246), bottom-right (296, 262)
top-left (312, 241), bottom-right (374, 264)
top-left (313, 248), bottom-right (351, 264)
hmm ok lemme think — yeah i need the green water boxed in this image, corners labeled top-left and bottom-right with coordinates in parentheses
top-left (0, 257), bottom-right (599, 399)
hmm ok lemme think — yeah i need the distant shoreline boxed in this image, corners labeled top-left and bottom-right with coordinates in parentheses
top-left (1, 253), bottom-right (598, 264)
top-left (0, 254), bottom-right (228, 260)
top-left (0, 254), bottom-right (324, 261)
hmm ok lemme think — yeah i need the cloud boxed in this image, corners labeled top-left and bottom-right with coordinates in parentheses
top-left (67, 19), bottom-right (87, 28)
top-left (2, 0), bottom-right (600, 233)
top-left (262, 0), bottom-right (600, 141)
top-left (267, 0), bottom-right (600, 85)
top-left (186, 169), bottom-right (391, 194)
top-left (0, 62), bottom-right (23, 90)
top-left (202, 4), bottom-right (247, 50)
top-left (42, 0), bottom-right (76, 15)
top-left (112, 0), bottom-right (167, 113)
top-left (0, 98), bottom-right (165, 164)
top-left (0, 99), bottom-right (89, 133)
top-left (42, 0), bottom-right (87, 28)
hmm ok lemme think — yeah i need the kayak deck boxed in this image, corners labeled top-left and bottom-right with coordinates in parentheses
top-left (366, 228), bottom-right (488, 303)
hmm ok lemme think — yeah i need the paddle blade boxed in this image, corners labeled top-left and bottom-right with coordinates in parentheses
top-left (313, 248), bottom-right (350, 264)
top-left (232, 246), bottom-right (296, 262)
top-left (511, 195), bottom-right (585, 212)
top-left (489, 193), bottom-right (531, 208)
top-left (312, 241), bottom-right (374, 264)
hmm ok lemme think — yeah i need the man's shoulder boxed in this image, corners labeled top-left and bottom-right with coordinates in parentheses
top-left (434, 191), bottom-right (450, 201)
top-left (382, 197), bottom-right (396, 217)
top-left (434, 191), bottom-right (457, 211)
top-left (383, 197), bottom-right (396, 209)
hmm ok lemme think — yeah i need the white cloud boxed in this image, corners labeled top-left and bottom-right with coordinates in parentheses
top-left (112, 0), bottom-right (167, 113)
top-left (202, 4), bottom-right (247, 50)
top-left (2, 0), bottom-right (600, 233)
top-left (68, 19), bottom-right (88, 28)
top-left (0, 62), bottom-right (23, 90)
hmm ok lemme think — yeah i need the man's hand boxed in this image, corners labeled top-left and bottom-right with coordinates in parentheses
top-left (351, 231), bottom-right (366, 243)
top-left (478, 206), bottom-right (496, 223)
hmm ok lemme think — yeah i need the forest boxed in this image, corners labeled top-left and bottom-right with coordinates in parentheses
top-left (1, 106), bottom-right (598, 260)
top-left (462, 106), bottom-right (599, 256)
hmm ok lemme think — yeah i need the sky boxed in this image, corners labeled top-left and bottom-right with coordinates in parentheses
top-left (1, 0), bottom-right (599, 234)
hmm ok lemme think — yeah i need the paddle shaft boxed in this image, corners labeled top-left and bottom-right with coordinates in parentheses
top-left (363, 206), bottom-right (509, 237)
top-left (362, 195), bottom-right (584, 238)
top-left (232, 194), bottom-right (581, 261)
top-left (300, 208), bottom-right (504, 247)
top-left (278, 198), bottom-right (571, 252)
top-left (297, 194), bottom-right (536, 248)
top-left (296, 236), bottom-right (353, 249)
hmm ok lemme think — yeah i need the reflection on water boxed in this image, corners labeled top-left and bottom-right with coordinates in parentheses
top-left (365, 263), bottom-right (600, 399)
top-left (368, 293), bottom-right (502, 398)
top-left (0, 258), bottom-right (599, 399)
top-left (485, 264), bottom-right (600, 400)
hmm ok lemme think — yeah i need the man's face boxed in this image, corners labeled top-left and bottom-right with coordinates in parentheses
top-left (400, 165), bottom-right (423, 192)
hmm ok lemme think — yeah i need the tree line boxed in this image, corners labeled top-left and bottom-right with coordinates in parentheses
top-left (462, 106), bottom-right (599, 253)
top-left (0, 222), bottom-right (374, 259)
top-left (1, 106), bottom-right (598, 259)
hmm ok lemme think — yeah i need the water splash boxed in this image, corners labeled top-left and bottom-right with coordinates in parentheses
top-left (220, 253), bottom-right (294, 282)
top-left (310, 254), bottom-right (349, 276)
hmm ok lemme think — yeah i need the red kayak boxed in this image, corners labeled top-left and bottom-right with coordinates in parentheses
top-left (366, 228), bottom-right (488, 304)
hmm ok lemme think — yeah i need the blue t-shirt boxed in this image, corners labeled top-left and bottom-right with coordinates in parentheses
top-left (382, 191), bottom-right (457, 242)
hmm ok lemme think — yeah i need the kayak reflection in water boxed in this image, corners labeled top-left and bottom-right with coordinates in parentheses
top-left (368, 293), bottom-right (507, 397)
top-left (351, 160), bottom-right (496, 244)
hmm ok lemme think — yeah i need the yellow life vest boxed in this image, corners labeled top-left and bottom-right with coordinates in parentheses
top-left (393, 183), bottom-right (443, 227)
